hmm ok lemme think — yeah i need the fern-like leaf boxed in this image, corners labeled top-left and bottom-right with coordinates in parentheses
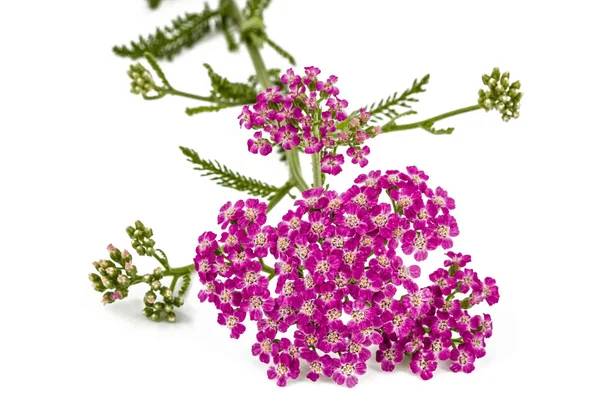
top-left (366, 74), bottom-right (430, 123)
top-left (185, 104), bottom-right (237, 115)
top-left (204, 64), bottom-right (258, 103)
top-left (143, 53), bottom-right (171, 88)
top-left (180, 146), bottom-right (279, 199)
top-left (247, 68), bottom-right (282, 89)
top-left (421, 123), bottom-right (455, 135)
top-left (113, 5), bottom-right (219, 60)
top-left (220, 13), bottom-right (239, 51)
top-left (263, 36), bottom-right (296, 66)
top-left (178, 274), bottom-right (191, 297)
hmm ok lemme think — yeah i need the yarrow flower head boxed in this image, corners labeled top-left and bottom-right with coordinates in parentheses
top-left (193, 167), bottom-right (500, 387)
top-left (238, 66), bottom-right (381, 176)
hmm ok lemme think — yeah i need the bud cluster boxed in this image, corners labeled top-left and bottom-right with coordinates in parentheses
top-left (89, 244), bottom-right (137, 305)
top-left (126, 220), bottom-right (156, 257)
top-left (89, 225), bottom-right (189, 322)
top-left (478, 67), bottom-right (522, 122)
top-left (142, 267), bottom-right (185, 322)
top-left (128, 63), bottom-right (155, 96)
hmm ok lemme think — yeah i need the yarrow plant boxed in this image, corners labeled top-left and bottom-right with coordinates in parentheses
top-left (90, 0), bottom-right (519, 387)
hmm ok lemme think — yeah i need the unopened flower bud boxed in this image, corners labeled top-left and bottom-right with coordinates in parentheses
top-left (150, 313), bottom-right (160, 322)
top-left (151, 280), bottom-right (162, 291)
top-left (153, 268), bottom-right (164, 280)
top-left (117, 275), bottom-right (130, 287)
top-left (143, 307), bottom-right (154, 318)
top-left (144, 291), bottom-right (156, 305)
top-left (92, 282), bottom-right (106, 292)
top-left (460, 298), bottom-right (473, 309)
top-left (102, 277), bottom-right (115, 289)
top-left (174, 297), bottom-right (184, 307)
top-left (491, 67), bottom-right (500, 80)
top-left (105, 267), bottom-right (118, 278)
top-left (126, 226), bottom-right (135, 238)
top-left (166, 312), bottom-right (176, 323)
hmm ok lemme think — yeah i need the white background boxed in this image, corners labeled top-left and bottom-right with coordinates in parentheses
top-left (1, 0), bottom-right (599, 398)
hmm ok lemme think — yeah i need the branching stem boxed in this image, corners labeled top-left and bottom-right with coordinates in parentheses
top-left (382, 105), bottom-right (482, 133)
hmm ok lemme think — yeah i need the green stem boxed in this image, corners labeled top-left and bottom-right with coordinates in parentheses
top-left (259, 258), bottom-right (275, 275)
top-left (267, 180), bottom-right (294, 213)
top-left (164, 263), bottom-right (194, 277)
top-left (167, 88), bottom-right (214, 103)
top-left (382, 105), bottom-right (482, 133)
top-left (170, 275), bottom-right (180, 292)
top-left (165, 88), bottom-right (248, 107)
top-left (311, 152), bottom-right (323, 188)
top-left (287, 148), bottom-right (310, 192)
top-left (153, 250), bottom-right (170, 270)
top-left (229, 0), bottom-right (309, 194)
top-left (446, 282), bottom-right (463, 301)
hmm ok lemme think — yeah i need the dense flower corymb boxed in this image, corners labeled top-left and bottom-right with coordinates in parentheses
top-left (238, 66), bottom-right (382, 176)
top-left (194, 167), bottom-right (499, 387)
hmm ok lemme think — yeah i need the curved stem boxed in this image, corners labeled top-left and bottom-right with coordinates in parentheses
top-left (165, 88), bottom-right (248, 107)
top-left (166, 88), bottom-right (215, 103)
top-left (164, 263), bottom-right (194, 277)
top-left (287, 148), bottom-right (310, 192)
top-left (267, 180), bottom-right (294, 213)
top-left (170, 275), bottom-right (180, 292)
top-left (382, 105), bottom-right (482, 133)
top-left (232, 0), bottom-right (309, 195)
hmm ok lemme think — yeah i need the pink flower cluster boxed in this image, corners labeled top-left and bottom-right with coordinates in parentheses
top-left (194, 167), bottom-right (499, 387)
top-left (238, 66), bottom-right (381, 175)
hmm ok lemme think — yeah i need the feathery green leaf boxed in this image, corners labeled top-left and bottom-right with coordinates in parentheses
top-left (185, 104), bottom-right (239, 115)
top-left (220, 13), bottom-right (239, 51)
top-left (247, 68), bottom-right (282, 89)
top-left (421, 123), bottom-right (455, 135)
top-left (180, 146), bottom-right (279, 199)
top-left (178, 274), bottom-right (191, 297)
top-left (113, 5), bottom-right (219, 60)
top-left (263, 36), bottom-right (296, 66)
top-left (204, 64), bottom-right (258, 103)
top-left (143, 53), bottom-right (171, 89)
top-left (366, 74), bottom-right (430, 123)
